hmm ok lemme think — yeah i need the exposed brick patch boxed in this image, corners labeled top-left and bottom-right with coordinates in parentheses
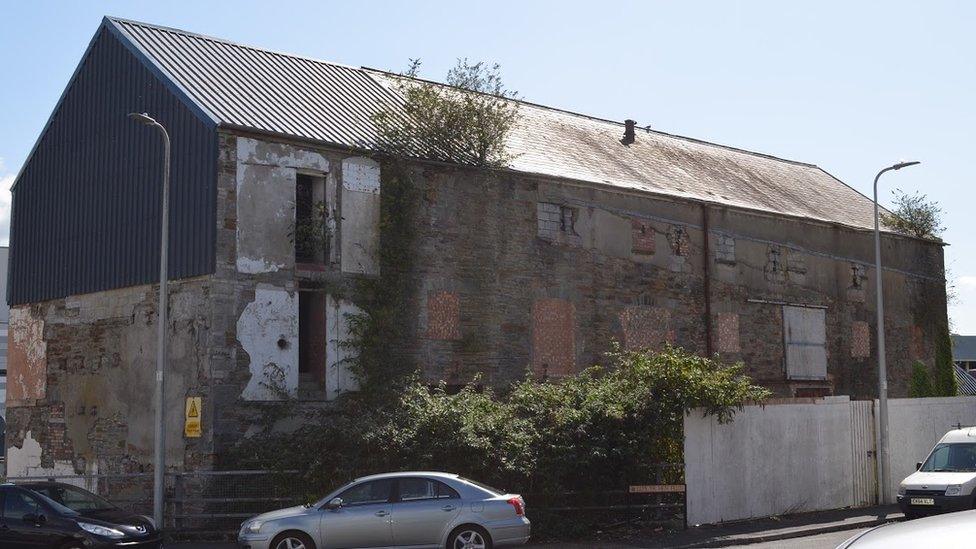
top-left (427, 291), bottom-right (461, 340)
top-left (851, 321), bottom-right (870, 358)
top-left (716, 313), bottom-right (740, 353)
top-left (8, 306), bottom-right (48, 404)
top-left (532, 298), bottom-right (576, 378)
top-left (631, 220), bottom-right (655, 255)
top-left (619, 306), bottom-right (672, 351)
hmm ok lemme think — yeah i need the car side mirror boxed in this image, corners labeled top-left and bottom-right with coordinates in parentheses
top-left (916, 462), bottom-right (923, 470)
top-left (326, 497), bottom-right (343, 510)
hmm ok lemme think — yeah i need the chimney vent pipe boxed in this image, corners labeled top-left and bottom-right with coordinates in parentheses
top-left (621, 119), bottom-right (636, 145)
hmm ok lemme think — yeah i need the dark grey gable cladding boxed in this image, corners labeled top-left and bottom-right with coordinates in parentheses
top-left (8, 21), bottom-right (218, 305)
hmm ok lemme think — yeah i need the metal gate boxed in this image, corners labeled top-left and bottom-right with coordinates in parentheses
top-left (850, 400), bottom-right (877, 506)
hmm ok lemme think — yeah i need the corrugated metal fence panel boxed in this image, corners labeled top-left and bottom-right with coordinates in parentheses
top-left (9, 26), bottom-right (216, 305)
top-left (850, 400), bottom-right (877, 506)
top-left (783, 306), bottom-right (828, 380)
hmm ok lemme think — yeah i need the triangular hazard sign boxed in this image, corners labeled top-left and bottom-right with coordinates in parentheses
top-left (188, 399), bottom-right (199, 418)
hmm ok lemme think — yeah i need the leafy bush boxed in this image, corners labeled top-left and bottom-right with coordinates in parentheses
top-left (231, 345), bottom-right (768, 536)
top-left (880, 189), bottom-right (944, 240)
top-left (909, 360), bottom-right (934, 397)
top-left (373, 59), bottom-right (519, 167)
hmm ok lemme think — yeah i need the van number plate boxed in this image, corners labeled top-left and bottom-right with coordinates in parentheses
top-left (910, 497), bottom-right (935, 506)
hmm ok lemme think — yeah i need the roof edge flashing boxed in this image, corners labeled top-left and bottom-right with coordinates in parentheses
top-left (104, 17), bottom-right (220, 127)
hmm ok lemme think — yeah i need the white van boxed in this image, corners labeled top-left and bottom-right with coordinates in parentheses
top-left (897, 427), bottom-right (976, 518)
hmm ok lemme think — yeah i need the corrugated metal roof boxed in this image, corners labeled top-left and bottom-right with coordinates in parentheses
top-left (109, 16), bottom-right (883, 231)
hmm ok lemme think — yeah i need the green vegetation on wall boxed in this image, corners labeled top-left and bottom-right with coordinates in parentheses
top-left (909, 360), bottom-right (934, 398)
top-left (235, 345), bottom-right (770, 536)
top-left (933, 327), bottom-right (958, 397)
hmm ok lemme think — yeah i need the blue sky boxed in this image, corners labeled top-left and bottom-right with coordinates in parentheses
top-left (1, 1), bottom-right (974, 330)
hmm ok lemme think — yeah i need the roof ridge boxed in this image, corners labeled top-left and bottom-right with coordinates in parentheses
top-left (106, 16), bottom-right (364, 73)
top-left (364, 66), bottom-right (819, 170)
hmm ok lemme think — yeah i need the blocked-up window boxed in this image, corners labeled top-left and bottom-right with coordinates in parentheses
top-left (783, 306), bottom-right (827, 380)
top-left (537, 202), bottom-right (577, 241)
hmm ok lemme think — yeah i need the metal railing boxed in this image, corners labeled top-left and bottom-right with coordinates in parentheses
top-left (5, 465), bottom-right (686, 538)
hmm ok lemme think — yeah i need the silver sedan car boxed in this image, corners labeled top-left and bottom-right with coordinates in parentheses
top-left (238, 471), bottom-right (531, 549)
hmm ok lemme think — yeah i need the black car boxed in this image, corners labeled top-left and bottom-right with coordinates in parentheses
top-left (0, 482), bottom-right (162, 548)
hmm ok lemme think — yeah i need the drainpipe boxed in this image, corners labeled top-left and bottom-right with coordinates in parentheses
top-left (702, 204), bottom-right (713, 356)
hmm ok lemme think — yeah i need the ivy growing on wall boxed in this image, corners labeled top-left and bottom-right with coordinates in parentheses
top-left (339, 59), bottom-right (523, 398)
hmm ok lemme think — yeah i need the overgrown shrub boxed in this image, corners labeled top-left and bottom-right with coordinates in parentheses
top-left (232, 345), bottom-right (769, 536)
top-left (933, 328), bottom-right (958, 397)
top-left (909, 360), bottom-right (934, 397)
top-left (373, 59), bottom-right (519, 167)
top-left (880, 189), bottom-right (944, 240)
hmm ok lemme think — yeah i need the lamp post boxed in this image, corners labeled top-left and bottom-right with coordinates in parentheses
top-left (873, 160), bottom-right (920, 504)
top-left (129, 112), bottom-right (171, 527)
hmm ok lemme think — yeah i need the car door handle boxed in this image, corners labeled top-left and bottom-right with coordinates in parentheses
top-left (375, 510), bottom-right (390, 517)
top-left (441, 505), bottom-right (456, 512)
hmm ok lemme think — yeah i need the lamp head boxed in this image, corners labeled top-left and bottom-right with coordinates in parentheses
top-left (893, 161), bottom-right (921, 170)
top-left (128, 112), bottom-right (157, 126)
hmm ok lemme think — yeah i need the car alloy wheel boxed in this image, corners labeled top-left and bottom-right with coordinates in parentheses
top-left (453, 529), bottom-right (487, 549)
top-left (275, 537), bottom-right (308, 549)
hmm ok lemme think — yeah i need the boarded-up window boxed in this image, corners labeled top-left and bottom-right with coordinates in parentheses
top-left (340, 157), bottom-right (381, 275)
top-left (783, 306), bottom-right (827, 380)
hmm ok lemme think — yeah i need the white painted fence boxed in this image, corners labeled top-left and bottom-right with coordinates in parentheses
top-left (684, 396), bottom-right (976, 526)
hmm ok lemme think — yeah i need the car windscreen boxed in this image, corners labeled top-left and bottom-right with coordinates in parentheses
top-left (27, 484), bottom-right (117, 512)
top-left (920, 442), bottom-right (976, 472)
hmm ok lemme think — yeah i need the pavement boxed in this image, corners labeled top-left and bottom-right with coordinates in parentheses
top-left (167, 505), bottom-right (903, 549)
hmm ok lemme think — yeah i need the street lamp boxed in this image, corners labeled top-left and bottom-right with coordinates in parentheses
top-left (129, 112), bottom-right (171, 527)
top-left (874, 160), bottom-right (920, 505)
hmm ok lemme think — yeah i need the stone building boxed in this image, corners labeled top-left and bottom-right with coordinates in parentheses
top-left (5, 17), bottom-right (947, 477)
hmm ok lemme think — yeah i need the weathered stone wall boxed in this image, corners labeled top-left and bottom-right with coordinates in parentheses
top-left (401, 163), bottom-right (946, 398)
top-left (5, 279), bottom-right (216, 476)
top-left (6, 131), bottom-right (948, 475)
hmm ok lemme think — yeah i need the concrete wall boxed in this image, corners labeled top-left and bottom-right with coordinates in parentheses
top-left (882, 396), bottom-right (976, 501)
top-left (684, 398), bottom-right (857, 525)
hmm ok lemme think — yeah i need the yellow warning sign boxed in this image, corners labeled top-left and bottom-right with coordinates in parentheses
top-left (184, 397), bottom-right (202, 438)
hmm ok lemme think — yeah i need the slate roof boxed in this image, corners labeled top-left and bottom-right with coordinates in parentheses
top-left (952, 335), bottom-right (976, 361)
top-left (108, 16), bottom-right (883, 231)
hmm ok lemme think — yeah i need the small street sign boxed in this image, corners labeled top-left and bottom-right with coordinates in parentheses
top-left (185, 397), bottom-right (202, 438)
